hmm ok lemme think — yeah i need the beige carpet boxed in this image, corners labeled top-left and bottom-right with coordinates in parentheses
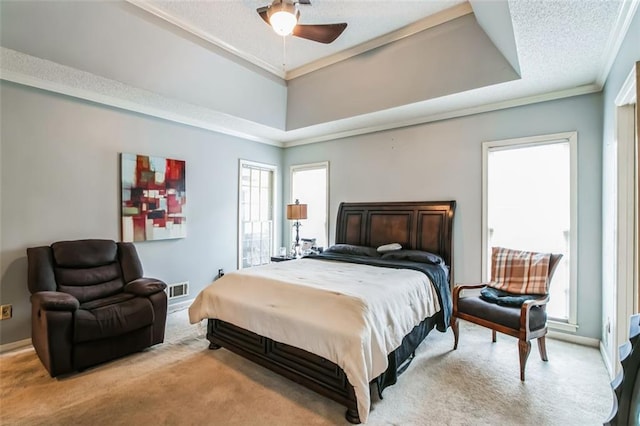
top-left (0, 309), bottom-right (612, 425)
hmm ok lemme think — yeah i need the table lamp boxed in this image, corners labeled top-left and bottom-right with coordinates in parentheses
top-left (286, 199), bottom-right (307, 256)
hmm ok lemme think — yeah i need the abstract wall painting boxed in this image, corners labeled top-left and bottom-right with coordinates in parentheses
top-left (121, 153), bottom-right (186, 242)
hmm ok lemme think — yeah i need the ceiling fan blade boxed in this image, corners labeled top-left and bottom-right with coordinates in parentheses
top-left (257, 6), bottom-right (269, 25)
top-left (293, 23), bottom-right (347, 44)
top-left (297, 0), bottom-right (312, 4)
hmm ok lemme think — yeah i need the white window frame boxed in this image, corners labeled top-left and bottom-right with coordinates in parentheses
top-left (238, 159), bottom-right (278, 269)
top-left (289, 161), bottom-right (330, 250)
top-left (482, 131), bottom-right (578, 332)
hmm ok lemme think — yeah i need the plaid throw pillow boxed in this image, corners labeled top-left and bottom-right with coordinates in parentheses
top-left (489, 247), bottom-right (552, 295)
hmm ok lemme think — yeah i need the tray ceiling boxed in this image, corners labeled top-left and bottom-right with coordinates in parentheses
top-left (0, 0), bottom-right (635, 145)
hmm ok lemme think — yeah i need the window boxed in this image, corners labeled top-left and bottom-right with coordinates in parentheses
top-left (482, 132), bottom-right (577, 329)
top-left (239, 160), bottom-right (276, 269)
top-left (290, 162), bottom-right (329, 250)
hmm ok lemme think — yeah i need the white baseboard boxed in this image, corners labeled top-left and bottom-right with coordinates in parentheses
top-left (600, 341), bottom-right (617, 380)
top-left (547, 330), bottom-right (600, 347)
top-left (0, 338), bottom-right (32, 355)
top-left (168, 298), bottom-right (194, 314)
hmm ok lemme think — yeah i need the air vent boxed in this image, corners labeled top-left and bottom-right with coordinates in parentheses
top-left (168, 281), bottom-right (189, 299)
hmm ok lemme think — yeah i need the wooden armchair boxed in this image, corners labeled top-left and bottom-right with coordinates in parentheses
top-left (451, 249), bottom-right (563, 381)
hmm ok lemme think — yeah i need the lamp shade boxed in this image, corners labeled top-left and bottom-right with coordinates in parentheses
top-left (286, 200), bottom-right (307, 220)
top-left (268, 1), bottom-right (298, 36)
top-left (269, 10), bottom-right (297, 36)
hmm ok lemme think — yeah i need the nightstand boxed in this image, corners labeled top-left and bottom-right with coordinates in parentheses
top-left (270, 256), bottom-right (295, 262)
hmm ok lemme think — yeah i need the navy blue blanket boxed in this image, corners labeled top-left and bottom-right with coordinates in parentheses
top-left (305, 252), bottom-right (452, 332)
top-left (479, 286), bottom-right (540, 307)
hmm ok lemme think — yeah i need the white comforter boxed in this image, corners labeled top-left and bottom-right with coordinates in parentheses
top-left (188, 258), bottom-right (440, 422)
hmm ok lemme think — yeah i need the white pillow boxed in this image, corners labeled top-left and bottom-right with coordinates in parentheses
top-left (377, 243), bottom-right (402, 253)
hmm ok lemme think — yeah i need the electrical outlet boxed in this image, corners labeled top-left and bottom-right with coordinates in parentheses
top-left (1, 304), bottom-right (12, 320)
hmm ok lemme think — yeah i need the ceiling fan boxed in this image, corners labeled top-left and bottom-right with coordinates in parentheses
top-left (257, 0), bottom-right (348, 44)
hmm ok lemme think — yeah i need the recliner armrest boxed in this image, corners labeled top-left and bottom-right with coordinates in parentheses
top-left (31, 291), bottom-right (79, 311)
top-left (124, 278), bottom-right (167, 296)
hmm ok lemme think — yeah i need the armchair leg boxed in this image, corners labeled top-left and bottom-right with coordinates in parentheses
top-left (492, 330), bottom-right (497, 343)
top-left (451, 317), bottom-right (459, 350)
top-left (518, 339), bottom-right (531, 381)
top-left (537, 336), bottom-right (548, 361)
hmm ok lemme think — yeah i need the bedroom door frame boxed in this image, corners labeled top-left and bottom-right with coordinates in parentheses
top-left (607, 63), bottom-right (638, 377)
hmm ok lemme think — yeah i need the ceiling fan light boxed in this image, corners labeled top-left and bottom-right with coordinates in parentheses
top-left (269, 10), bottom-right (297, 36)
top-left (268, 2), bottom-right (298, 36)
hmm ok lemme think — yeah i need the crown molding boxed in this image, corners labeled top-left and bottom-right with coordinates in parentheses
top-left (596, 0), bottom-right (639, 86)
top-left (126, 1), bottom-right (472, 81)
top-left (615, 64), bottom-right (637, 106)
top-left (0, 47), bottom-right (284, 147)
top-left (285, 2), bottom-right (473, 80)
top-left (1, 48), bottom-right (603, 150)
top-left (282, 83), bottom-right (602, 147)
top-left (127, 0), bottom-right (287, 79)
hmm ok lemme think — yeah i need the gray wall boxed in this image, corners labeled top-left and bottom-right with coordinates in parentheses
top-left (286, 14), bottom-right (518, 130)
top-left (1, 1), bottom-right (635, 348)
top-left (284, 93), bottom-right (604, 340)
top-left (0, 81), bottom-right (283, 345)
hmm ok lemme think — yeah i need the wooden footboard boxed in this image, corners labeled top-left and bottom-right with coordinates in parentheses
top-left (207, 314), bottom-right (439, 423)
top-left (207, 318), bottom-right (360, 423)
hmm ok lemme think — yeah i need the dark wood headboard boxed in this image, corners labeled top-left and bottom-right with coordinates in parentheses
top-left (335, 200), bottom-right (456, 281)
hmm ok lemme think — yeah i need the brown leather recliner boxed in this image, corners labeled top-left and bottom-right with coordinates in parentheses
top-left (27, 239), bottom-right (168, 377)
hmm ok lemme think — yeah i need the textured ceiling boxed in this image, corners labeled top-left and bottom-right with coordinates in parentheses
top-left (129, 0), bottom-right (469, 77)
top-left (509, 0), bottom-right (622, 87)
top-left (129, 0), bottom-right (628, 85)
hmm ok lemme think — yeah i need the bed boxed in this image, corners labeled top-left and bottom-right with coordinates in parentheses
top-left (189, 200), bottom-right (455, 423)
